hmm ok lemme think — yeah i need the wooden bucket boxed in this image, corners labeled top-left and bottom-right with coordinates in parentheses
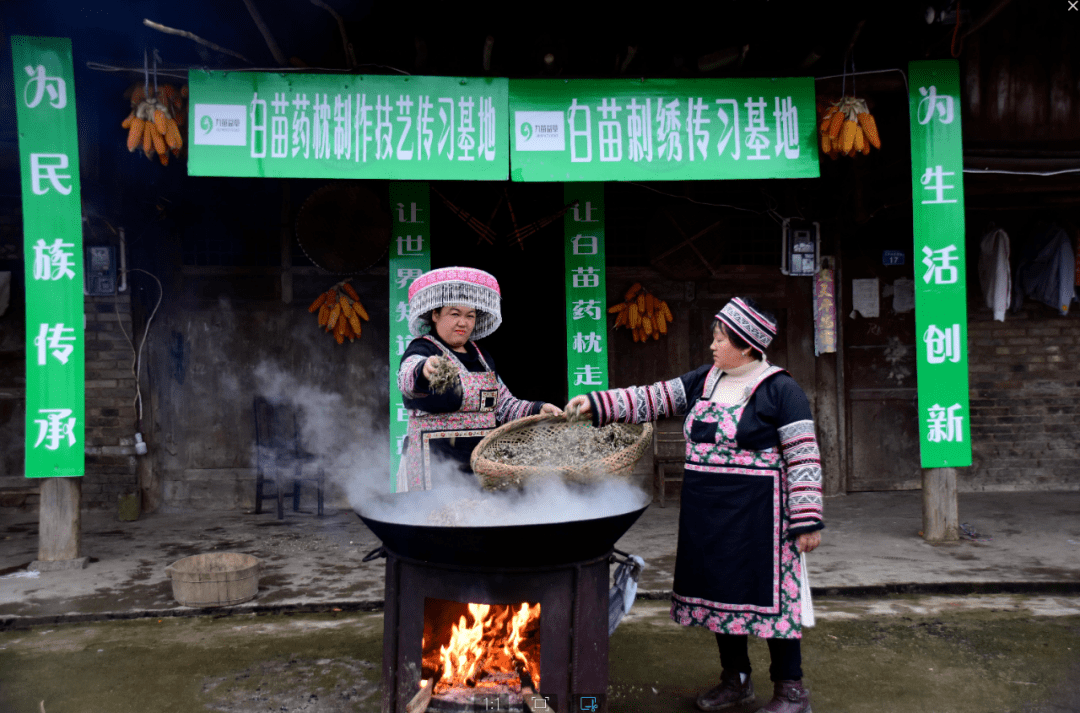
top-left (165, 552), bottom-right (261, 607)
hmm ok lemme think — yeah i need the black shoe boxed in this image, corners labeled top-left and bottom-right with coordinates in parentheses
top-left (696, 670), bottom-right (755, 711)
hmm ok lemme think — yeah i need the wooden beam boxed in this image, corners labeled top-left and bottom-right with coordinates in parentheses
top-left (32, 477), bottom-right (87, 570)
top-left (921, 468), bottom-right (960, 542)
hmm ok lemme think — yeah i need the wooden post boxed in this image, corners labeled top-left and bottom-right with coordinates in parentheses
top-left (31, 477), bottom-right (88, 571)
top-left (921, 467), bottom-right (959, 542)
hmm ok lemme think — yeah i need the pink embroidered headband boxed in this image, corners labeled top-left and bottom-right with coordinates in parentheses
top-left (715, 297), bottom-right (777, 353)
top-left (407, 266), bottom-right (503, 340)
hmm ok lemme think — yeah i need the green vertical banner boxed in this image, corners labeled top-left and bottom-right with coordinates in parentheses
top-left (388, 183), bottom-right (431, 490)
top-left (564, 183), bottom-right (608, 399)
top-left (12, 36), bottom-right (85, 478)
top-left (908, 60), bottom-right (971, 468)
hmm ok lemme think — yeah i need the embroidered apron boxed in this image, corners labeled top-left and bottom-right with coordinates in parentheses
top-left (396, 337), bottom-right (501, 492)
top-left (669, 366), bottom-right (805, 639)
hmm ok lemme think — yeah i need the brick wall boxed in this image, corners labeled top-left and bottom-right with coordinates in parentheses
top-left (967, 307), bottom-right (1080, 491)
top-left (82, 294), bottom-right (141, 509)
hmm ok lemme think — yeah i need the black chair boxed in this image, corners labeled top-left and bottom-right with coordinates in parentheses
top-left (253, 396), bottom-right (325, 519)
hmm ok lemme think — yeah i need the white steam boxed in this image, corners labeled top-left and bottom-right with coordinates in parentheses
top-left (252, 360), bottom-right (650, 528)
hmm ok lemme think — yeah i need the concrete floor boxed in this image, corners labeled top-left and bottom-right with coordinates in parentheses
top-left (2, 490), bottom-right (1080, 712)
top-left (1, 596), bottom-right (1079, 713)
top-left (2, 490), bottom-right (1080, 623)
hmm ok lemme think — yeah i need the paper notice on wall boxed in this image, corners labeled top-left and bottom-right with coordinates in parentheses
top-left (892, 278), bottom-right (915, 313)
top-left (851, 278), bottom-right (880, 318)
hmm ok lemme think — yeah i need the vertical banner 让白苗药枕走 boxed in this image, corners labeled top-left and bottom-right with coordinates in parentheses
top-left (908, 60), bottom-right (972, 468)
top-left (388, 183), bottom-right (431, 490)
top-left (510, 77), bottom-right (820, 182)
top-left (188, 72), bottom-right (508, 181)
top-left (565, 184), bottom-right (608, 399)
top-left (12, 36), bottom-right (85, 478)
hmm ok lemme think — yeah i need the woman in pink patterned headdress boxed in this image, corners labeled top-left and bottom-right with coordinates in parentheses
top-left (395, 267), bottom-right (562, 492)
top-left (565, 297), bottom-right (823, 713)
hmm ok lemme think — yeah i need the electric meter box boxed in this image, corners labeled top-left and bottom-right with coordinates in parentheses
top-left (85, 245), bottom-right (116, 296)
top-left (781, 219), bottom-right (820, 277)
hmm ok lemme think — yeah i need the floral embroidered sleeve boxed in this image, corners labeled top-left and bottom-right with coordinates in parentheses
top-left (585, 366), bottom-right (708, 426)
top-left (777, 417), bottom-right (824, 535)
top-left (397, 353), bottom-right (429, 398)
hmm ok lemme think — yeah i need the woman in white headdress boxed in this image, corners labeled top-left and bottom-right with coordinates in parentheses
top-left (396, 267), bottom-right (562, 492)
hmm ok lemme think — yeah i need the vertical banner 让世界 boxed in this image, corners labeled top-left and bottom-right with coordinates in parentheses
top-left (13, 36), bottom-right (85, 478)
top-left (908, 60), bottom-right (972, 468)
top-left (564, 184), bottom-right (608, 400)
top-left (388, 183), bottom-right (431, 490)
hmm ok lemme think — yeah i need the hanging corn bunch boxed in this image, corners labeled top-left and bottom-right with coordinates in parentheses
top-left (818, 96), bottom-right (880, 160)
top-left (122, 82), bottom-right (187, 166)
top-left (307, 279), bottom-right (371, 344)
top-left (608, 282), bottom-right (674, 344)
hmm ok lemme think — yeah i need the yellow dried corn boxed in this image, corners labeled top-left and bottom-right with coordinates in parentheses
top-left (142, 122), bottom-right (153, 156)
top-left (658, 312), bottom-right (668, 334)
top-left (839, 119), bottom-right (857, 153)
top-left (608, 302), bottom-right (628, 313)
top-left (121, 112), bottom-right (135, 130)
top-left (660, 300), bottom-right (674, 322)
top-left (645, 292), bottom-right (656, 317)
top-left (164, 119), bottom-right (183, 150)
top-left (348, 312), bottom-right (362, 336)
top-left (353, 300), bottom-right (370, 321)
top-left (853, 125), bottom-right (865, 153)
top-left (327, 303), bottom-right (342, 331)
top-left (614, 309), bottom-right (628, 328)
top-left (861, 140), bottom-right (871, 156)
top-left (624, 282), bottom-right (643, 301)
top-left (631, 327), bottom-right (641, 343)
top-left (308, 292), bottom-right (329, 313)
top-left (317, 303), bottom-right (331, 327)
top-left (342, 281), bottom-right (361, 302)
top-left (339, 295), bottom-right (355, 320)
top-left (642, 316), bottom-right (653, 336)
top-left (857, 112), bottom-right (881, 149)
top-left (652, 329), bottom-right (660, 341)
top-left (820, 134), bottom-right (832, 154)
top-left (628, 302), bottom-right (640, 329)
top-left (828, 111), bottom-right (844, 138)
top-left (153, 109), bottom-right (168, 135)
top-left (151, 128), bottom-right (167, 159)
top-left (636, 292), bottom-right (645, 312)
top-left (126, 118), bottom-right (144, 152)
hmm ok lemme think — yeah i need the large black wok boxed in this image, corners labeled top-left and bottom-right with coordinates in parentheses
top-left (356, 490), bottom-right (649, 567)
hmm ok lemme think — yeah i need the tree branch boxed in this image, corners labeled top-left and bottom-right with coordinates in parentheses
top-left (241, 0), bottom-right (289, 67)
top-left (142, 19), bottom-right (251, 64)
top-left (310, 0), bottom-right (356, 69)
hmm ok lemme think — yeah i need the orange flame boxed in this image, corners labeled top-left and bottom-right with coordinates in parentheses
top-left (434, 602), bottom-right (541, 695)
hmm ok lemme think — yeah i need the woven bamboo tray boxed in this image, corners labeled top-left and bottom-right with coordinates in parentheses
top-left (470, 414), bottom-right (654, 491)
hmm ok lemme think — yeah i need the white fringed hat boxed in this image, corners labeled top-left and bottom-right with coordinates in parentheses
top-left (407, 267), bottom-right (503, 340)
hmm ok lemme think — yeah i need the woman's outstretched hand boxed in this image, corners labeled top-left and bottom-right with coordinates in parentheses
top-left (796, 531), bottom-right (821, 554)
top-left (564, 395), bottom-right (592, 420)
top-left (539, 403), bottom-right (564, 416)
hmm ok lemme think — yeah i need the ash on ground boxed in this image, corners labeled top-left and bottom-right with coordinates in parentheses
top-left (486, 423), bottom-right (638, 468)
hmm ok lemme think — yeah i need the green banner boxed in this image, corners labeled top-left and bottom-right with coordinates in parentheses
top-left (388, 183), bottom-right (431, 490)
top-left (908, 60), bottom-right (971, 468)
top-left (188, 72), bottom-right (509, 181)
top-left (12, 36), bottom-right (85, 477)
top-left (510, 77), bottom-right (820, 182)
top-left (565, 183), bottom-right (608, 398)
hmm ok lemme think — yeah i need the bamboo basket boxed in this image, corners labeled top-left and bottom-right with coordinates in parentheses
top-left (165, 552), bottom-right (261, 607)
top-left (470, 414), bottom-right (654, 491)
